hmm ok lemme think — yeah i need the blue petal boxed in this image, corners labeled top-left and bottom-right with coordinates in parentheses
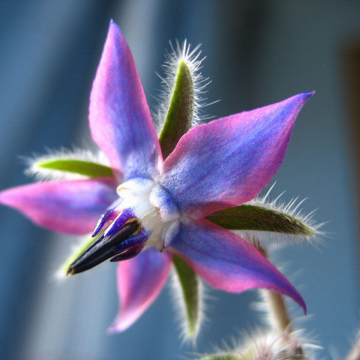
top-left (109, 248), bottom-right (172, 332)
top-left (0, 178), bottom-right (118, 235)
top-left (171, 218), bottom-right (306, 311)
top-left (89, 22), bottom-right (162, 181)
top-left (161, 93), bottom-right (313, 218)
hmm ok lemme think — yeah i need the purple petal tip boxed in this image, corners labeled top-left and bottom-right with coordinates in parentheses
top-left (109, 19), bottom-right (120, 33)
top-left (298, 91), bottom-right (315, 103)
top-left (283, 282), bottom-right (307, 315)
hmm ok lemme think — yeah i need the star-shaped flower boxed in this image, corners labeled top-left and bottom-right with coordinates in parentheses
top-left (0, 22), bottom-right (316, 338)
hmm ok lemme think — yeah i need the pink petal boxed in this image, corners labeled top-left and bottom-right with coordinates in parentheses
top-left (0, 178), bottom-right (117, 235)
top-left (109, 248), bottom-right (173, 333)
top-left (89, 21), bottom-right (162, 181)
top-left (171, 218), bottom-right (306, 311)
top-left (161, 93), bottom-right (313, 219)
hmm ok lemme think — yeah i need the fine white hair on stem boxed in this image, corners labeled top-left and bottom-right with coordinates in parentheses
top-left (154, 40), bottom-right (212, 132)
top-left (236, 184), bottom-right (325, 249)
top-left (24, 147), bottom-right (109, 181)
top-left (169, 265), bottom-right (207, 344)
top-left (255, 284), bottom-right (307, 336)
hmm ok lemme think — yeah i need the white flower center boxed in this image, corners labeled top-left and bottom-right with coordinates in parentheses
top-left (116, 178), bottom-right (180, 251)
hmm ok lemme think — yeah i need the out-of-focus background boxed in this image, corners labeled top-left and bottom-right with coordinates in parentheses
top-left (0, 1), bottom-right (359, 359)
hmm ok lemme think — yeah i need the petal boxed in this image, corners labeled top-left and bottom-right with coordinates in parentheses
top-left (171, 218), bottom-right (306, 311)
top-left (89, 21), bottom-right (162, 181)
top-left (109, 248), bottom-right (172, 333)
top-left (161, 93), bottom-right (313, 218)
top-left (0, 178), bottom-right (117, 235)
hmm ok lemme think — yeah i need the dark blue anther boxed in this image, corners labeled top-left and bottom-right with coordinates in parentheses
top-left (67, 219), bottom-right (141, 275)
top-left (110, 244), bottom-right (145, 262)
top-left (103, 208), bottom-right (135, 237)
top-left (92, 208), bottom-right (116, 237)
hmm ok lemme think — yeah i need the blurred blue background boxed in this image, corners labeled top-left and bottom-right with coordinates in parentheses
top-left (0, 1), bottom-right (360, 359)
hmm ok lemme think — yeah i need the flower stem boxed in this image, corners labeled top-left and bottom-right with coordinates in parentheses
top-left (255, 243), bottom-right (308, 359)
top-left (261, 288), bottom-right (293, 334)
top-left (255, 243), bottom-right (293, 334)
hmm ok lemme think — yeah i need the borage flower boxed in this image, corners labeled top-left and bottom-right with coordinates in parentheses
top-left (0, 21), bottom-right (316, 338)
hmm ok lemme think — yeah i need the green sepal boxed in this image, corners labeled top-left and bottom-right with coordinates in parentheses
top-left (172, 254), bottom-right (202, 338)
top-left (37, 158), bottom-right (114, 178)
top-left (159, 59), bottom-right (194, 159)
top-left (206, 204), bottom-right (315, 236)
top-left (60, 235), bottom-right (98, 276)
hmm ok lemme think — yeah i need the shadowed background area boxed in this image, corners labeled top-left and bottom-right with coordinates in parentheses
top-left (0, 1), bottom-right (359, 359)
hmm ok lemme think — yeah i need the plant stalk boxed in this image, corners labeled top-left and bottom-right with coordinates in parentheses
top-left (255, 242), bottom-right (306, 359)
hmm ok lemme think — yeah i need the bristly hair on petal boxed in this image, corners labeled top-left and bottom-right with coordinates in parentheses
top-left (25, 147), bottom-right (110, 181)
top-left (154, 40), bottom-right (212, 132)
top-left (236, 184), bottom-right (324, 249)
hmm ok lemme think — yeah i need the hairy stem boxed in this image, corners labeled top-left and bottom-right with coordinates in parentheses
top-left (261, 289), bottom-right (293, 334)
top-left (256, 243), bottom-right (307, 359)
top-left (256, 244), bottom-right (293, 333)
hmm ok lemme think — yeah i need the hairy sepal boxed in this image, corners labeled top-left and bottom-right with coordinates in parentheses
top-left (37, 158), bottom-right (114, 178)
top-left (157, 41), bottom-right (210, 156)
top-left (206, 197), bottom-right (320, 247)
top-left (159, 59), bottom-right (194, 159)
top-left (172, 254), bottom-right (203, 340)
top-left (206, 204), bottom-right (314, 234)
top-left (158, 48), bottom-right (204, 340)
top-left (27, 149), bottom-right (114, 180)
